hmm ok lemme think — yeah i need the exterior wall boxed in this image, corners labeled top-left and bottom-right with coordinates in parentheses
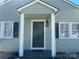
top-left (55, 9), bottom-right (79, 52)
top-left (56, 9), bottom-right (79, 22)
top-left (0, 0), bottom-right (32, 21)
top-left (23, 9), bottom-right (79, 52)
top-left (24, 15), bottom-right (51, 50)
top-left (0, 0), bottom-right (79, 52)
top-left (0, 38), bottom-right (19, 52)
top-left (0, 0), bottom-right (32, 52)
top-left (56, 39), bottom-right (79, 52)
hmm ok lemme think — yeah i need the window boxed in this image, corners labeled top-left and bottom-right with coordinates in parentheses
top-left (59, 23), bottom-right (69, 38)
top-left (59, 22), bottom-right (79, 39)
top-left (3, 22), bottom-right (13, 38)
top-left (72, 23), bottom-right (79, 38)
top-left (0, 22), bottom-right (13, 38)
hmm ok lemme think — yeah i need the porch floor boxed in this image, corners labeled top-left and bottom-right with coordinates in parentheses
top-left (23, 50), bottom-right (51, 57)
top-left (18, 50), bottom-right (52, 59)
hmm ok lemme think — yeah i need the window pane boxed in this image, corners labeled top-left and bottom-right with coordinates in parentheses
top-left (60, 23), bottom-right (69, 38)
top-left (60, 31), bottom-right (69, 37)
top-left (60, 24), bottom-right (69, 31)
top-left (72, 24), bottom-right (79, 38)
top-left (3, 23), bottom-right (13, 37)
top-left (72, 31), bottom-right (79, 38)
top-left (72, 24), bottom-right (79, 30)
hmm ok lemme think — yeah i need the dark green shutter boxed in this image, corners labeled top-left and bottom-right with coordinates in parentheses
top-left (55, 23), bottom-right (59, 38)
top-left (13, 22), bottom-right (19, 38)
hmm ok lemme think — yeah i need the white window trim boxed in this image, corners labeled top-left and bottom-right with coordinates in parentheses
top-left (0, 21), bottom-right (14, 38)
top-left (0, 0), bottom-right (11, 6)
top-left (0, 22), bottom-right (2, 38)
top-left (59, 22), bottom-right (79, 39)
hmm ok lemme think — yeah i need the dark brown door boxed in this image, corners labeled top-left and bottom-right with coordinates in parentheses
top-left (32, 21), bottom-right (44, 49)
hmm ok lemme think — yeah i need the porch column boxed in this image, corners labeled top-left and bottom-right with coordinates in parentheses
top-left (51, 13), bottom-right (56, 57)
top-left (19, 13), bottom-right (24, 57)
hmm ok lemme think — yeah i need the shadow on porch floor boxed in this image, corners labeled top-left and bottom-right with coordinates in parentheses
top-left (16, 50), bottom-right (52, 59)
top-left (23, 50), bottom-right (51, 57)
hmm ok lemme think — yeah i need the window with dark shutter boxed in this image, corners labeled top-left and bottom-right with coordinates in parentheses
top-left (55, 23), bottom-right (59, 38)
top-left (13, 22), bottom-right (19, 38)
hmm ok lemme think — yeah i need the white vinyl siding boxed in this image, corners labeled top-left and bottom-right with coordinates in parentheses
top-left (0, 22), bottom-right (13, 38)
top-left (0, 0), bottom-right (10, 6)
top-left (59, 22), bottom-right (79, 39)
top-left (0, 0), bottom-right (6, 3)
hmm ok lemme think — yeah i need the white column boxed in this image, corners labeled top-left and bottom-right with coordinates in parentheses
top-left (51, 13), bottom-right (56, 57)
top-left (19, 13), bottom-right (24, 57)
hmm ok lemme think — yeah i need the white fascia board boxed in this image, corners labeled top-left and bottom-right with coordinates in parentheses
top-left (17, 0), bottom-right (58, 12)
top-left (17, 0), bottom-right (37, 12)
top-left (38, 1), bottom-right (58, 12)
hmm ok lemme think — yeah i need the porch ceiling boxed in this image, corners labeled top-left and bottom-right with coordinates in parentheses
top-left (25, 14), bottom-right (50, 19)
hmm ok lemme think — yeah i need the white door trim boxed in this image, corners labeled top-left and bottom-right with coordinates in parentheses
top-left (31, 20), bottom-right (46, 50)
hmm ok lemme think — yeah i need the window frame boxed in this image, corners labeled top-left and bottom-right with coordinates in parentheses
top-left (59, 22), bottom-right (70, 39)
top-left (0, 21), bottom-right (14, 38)
top-left (71, 22), bottom-right (79, 39)
top-left (0, 22), bottom-right (2, 38)
top-left (59, 22), bottom-right (79, 39)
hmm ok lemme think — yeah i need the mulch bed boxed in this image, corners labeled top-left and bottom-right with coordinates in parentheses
top-left (0, 52), bottom-right (18, 59)
top-left (0, 52), bottom-right (12, 59)
top-left (54, 52), bottom-right (79, 59)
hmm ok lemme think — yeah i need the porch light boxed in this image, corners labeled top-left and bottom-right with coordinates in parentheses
top-left (46, 19), bottom-right (49, 27)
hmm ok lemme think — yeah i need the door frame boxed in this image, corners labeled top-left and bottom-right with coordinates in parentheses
top-left (31, 20), bottom-right (46, 50)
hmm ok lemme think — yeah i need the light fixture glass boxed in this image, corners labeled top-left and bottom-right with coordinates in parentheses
top-left (46, 19), bottom-right (49, 27)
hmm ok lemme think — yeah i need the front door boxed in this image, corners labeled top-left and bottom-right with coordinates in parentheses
top-left (31, 20), bottom-right (46, 50)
